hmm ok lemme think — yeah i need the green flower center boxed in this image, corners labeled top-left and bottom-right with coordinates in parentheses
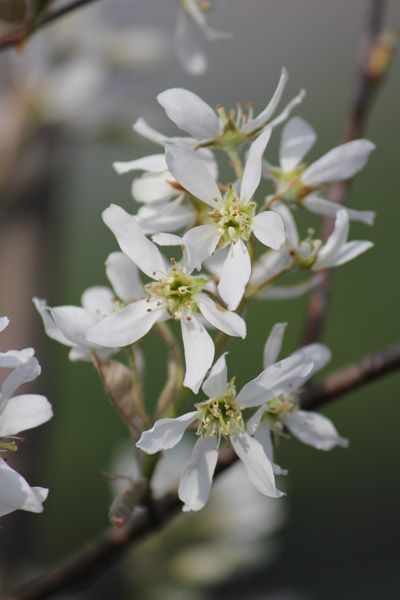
top-left (294, 229), bottom-right (322, 269)
top-left (262, 395), bottom-right (297, 435)
top-left (145, 267), bottom-right (207, 318)
top-left (269, 165), bottom-right (314, 203)
top-left (210, 188), bottom-right (255, 246)
top-left (195, 378), bottom-right (244, 439)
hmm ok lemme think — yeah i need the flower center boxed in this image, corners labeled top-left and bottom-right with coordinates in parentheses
top-left (210, 188), bottom-right (255, 246)
top-left (145, 267), bottom-right (207, 318)
top-left (195, 378), bottom-right (244, 439)
top-left (293, 229), bottom-right (322, 268)
top-left (262, 395), bottom-right (296, 435)
top-left (269, 165), bottom-right (314, 203)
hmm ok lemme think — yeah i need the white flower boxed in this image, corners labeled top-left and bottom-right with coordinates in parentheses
top-left (137, 350), bottom-right (315, 511)
top-left (248, 206), bottom-right (373, 297)
top-left (34, 251), bottom-right (143, 361)
top-left (175, 0), bottom-right (232, 76)
top-left (247, 323), bottom-right (349, 452)
top-left (86, 205), bottom-right (246, 393)
top-left (165, 130), bottom-right (286, 309)
top-left (266, 116), bottom-right (376, 224)
top-left (0, 318), bottom-right (53, 517)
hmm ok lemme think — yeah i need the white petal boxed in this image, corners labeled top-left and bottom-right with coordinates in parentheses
top-left (50, 306), bottom-right (96, 348)
top-left (204, 247), bottom-right (229, 279)
top-left (279, 116), bottom-right (316, 172)
top-left (166, 145), bottom-right (222, 208)
top-left (0, 317), bottom-right (9, 332)
top-left (181, 313), bottom-right (215, 393)
top-left (0, 394), bottom-right (52, 437)
top-left (290, 343), bottom-right (331, 377)
top-left (33, 298), bottom-right (73, 347)
top-left (237, 354), bottom-right (314, 408)
top-left (133, 117), bottom-right (169, 146)
top-left (241, 68), bottom-right (288, 134)
top-left (218, 240), bottom-right (251, 310)
top-left (0, 347), bottom-right (34, 369)
top-left (174, 7), bottom-right (207, 76)
top-left (105, 252), bottom-right (144, 303)
top-left (302, 139), bottom-right (376, 185)
top-left (137, 198), bottom-right (196, 234)
top-left (132, 171), bottom-right (176, 205)
top-left (253, 423), bottom-right (288, 476)
top-left (1, 356), bottom-right (41, 401)
top-left (81, 287), bottom-right (115, 318)
top-left (86, 300), bottom-right (164, 348)
top-left (152, 232), bottom-right (184, 246)
top-left (183, 224), bottom-right (220, 271)
top-left (0, 458), bottom-right (47, 516)
top-left (102, 204), bottom-right (167, 279)
top-left (201, 352), bottom-right (228, 398)
top-left (249, 249), bottom-right (292, 289)
top-left (329, 240), bottom-right (374, 267)
top-left (263, 323), bottom-right (287, 368)
top-left (313, 209), bottom-right (349, 270)
top-left (136, 411), bottom-right (198, 454)
top-left (240, 129), bottom-right (272, 203)
top-left (283, 410), bottom-right (349, 450)
top-left (157, 88), bottom-right (220, 140)
top-left (183, 0), bottom-right (232, 41)
top-left (259, 275), bottom-right (322, 300)
top-left (252, 211), bottom-right (285, 250)
top-left (179, 435), bottom-right (219, 512)
top-left (302, 195), bottom-right (375, 225)
top-left (271, 201), bottom-right (299, 247)
top-left (231, 431), bottom-right (283, 497)
top-left (265, 89), bottom-right (306, 131)
top-left (198, 293), bottom-right (246, 338)
top-left (113, 154), bottom-right (167, 174)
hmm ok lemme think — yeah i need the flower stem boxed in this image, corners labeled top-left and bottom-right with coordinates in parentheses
top-left (226, 149), bottom-right (244, 180)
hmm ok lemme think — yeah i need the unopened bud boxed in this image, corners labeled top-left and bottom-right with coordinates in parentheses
top-left (366, 31), bottom-right (397, 84)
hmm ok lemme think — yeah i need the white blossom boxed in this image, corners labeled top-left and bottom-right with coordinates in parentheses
top-left (266, 116), bottom-right (376, 224)
top-left (0, 318), bottom-right (53, 517)
top-left (86, 205), bottom-right (246, 393)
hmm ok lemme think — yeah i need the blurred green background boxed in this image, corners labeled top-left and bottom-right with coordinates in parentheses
top-left (0, 0), bottom-right (399, 598)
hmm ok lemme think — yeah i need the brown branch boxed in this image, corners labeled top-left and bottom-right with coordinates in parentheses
top-left (0, 0), bottom-right (103, 51)
top-left (302, 0), bottom-right (395, 345)
top-left (4, 340), bottom-right (400, 600)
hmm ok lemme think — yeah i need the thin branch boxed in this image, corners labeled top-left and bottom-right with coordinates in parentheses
top-left (302, 0), bottom-right (395, 345)
top-left (0, 0), bottom-right (103, 51)
top-left (5, 340), bottom-right (400, 600)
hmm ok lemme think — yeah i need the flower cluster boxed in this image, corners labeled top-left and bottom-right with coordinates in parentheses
top-left (0, 317), bottom-right (52, 517)
top-left (36, 72), bottom-right (374, 512)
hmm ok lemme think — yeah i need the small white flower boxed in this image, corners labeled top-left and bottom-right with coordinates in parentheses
top-left (86, 205), bottom-right (246, 393)
top-left (34, 251), bottom-right (143, 361)
top-left (248, 206), bottom-right (373, 297)
top-left (0, 318), bottom-right (53, 517)
top-left (248, 323), bottom-right (349, 452)
top-left (137, 349), bottom-right (314, 511)
top-left (266, 116), bottom-right (376, 225)
top-left (165, 130), bottom-right (286, 309)
top-left (175, 0), bottom-right (232, 76)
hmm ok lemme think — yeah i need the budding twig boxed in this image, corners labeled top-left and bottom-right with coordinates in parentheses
top-left (302, 0), bottom-right (396, 345)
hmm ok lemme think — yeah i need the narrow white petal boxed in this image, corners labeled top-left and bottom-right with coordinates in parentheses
top-left (133, 118), bottom-right (169, 146)
top-left (202, 353), bottom-right (228, 398)
top-left (136, 411), bottom-right (198, 454)
top-left (290, 343), bottom-right (331, 377)
top-left (181, 313), bottom-right (215, 393)
top-left (1, 357), bottom-right (41, 401)
top-left (0, 348), bottom-right (34, 370)
top-left (237, 354), bottom-right (314, 408)
top-left (0, 317), bottom-right (9, 332)
top-left (0, 394), bottom-right (53, 437)
top-left (113, 154), bottom-right (167, 174)
top-left (102, 204), bottom-right (167, 279)
top-left (265, 89), bottom-right (306, 131)
top-left (249, 249), bottom-right (292, 289)
top-left (86, 300), bottom-right (164, 348)
top-left (183, 224), bottom-right (220, 271)
top-left (326, 240), bottom-right (374, 268)
top-left (157, 88), bottom-right (220, 140)
top-left (152, 232), bottom-right (184, 247)
top-left (231, 431), bottom-right (283, 497)
top-left (81, 287), bottom-right (115, 318)
top-left (252, 211), bottom-right (286, 250)
top-left (302, 139), bottom-right (376, 185)
top-left (259, 275), bottom-right (322, 300)
top-left (50, 306), bottom-right (96, 347)
top-left (241, 68), bottom-right (288, 134)
top-left (131, 171), bottom-right (176, 205)
top-left (303, 195), bottom-right (375, 225)
top-left (198, 293), bottom-right (246, 338)
top-left (166, 146), bottom-right (222, 208)
top-left (284, 410), bottom-right (349, 450)
top-left (314, 209), bottom-right (349, 270)
top-left (184, 0), bottom-right (232, 41)
top-left (174, 7), bottom-right (207, 76)
top-left (218, 240), bottom-right (251, 310)
top-left (0, 459), bottom-right (46, 516)
top-left (279, 116), bottom-right (317, 172)
top-left (33, 298), bottom-right (73, 347)
top-left (179, 435), bottom-right (219, 512)
top-left (263, 323), bottom-right (287, 368)
top-left (137, 198), bottom-right (196, 234)
top-left (204, 247), bottom-right (229, 279)
top-left (271, 201), bottom-right (299, 247)
top-left (240, 129), bottom-right (272, 203)
top-left (253, 423), bottom-right (288, 476)
top-left (105, 252), bottom-right (144, 303)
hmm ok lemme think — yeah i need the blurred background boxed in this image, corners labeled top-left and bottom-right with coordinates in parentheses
top-left (0, 0), bottom-right (399, 598)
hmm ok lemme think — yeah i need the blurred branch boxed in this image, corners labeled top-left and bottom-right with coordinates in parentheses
top-left (302, 0), bottom-right (396, 345)
top-left (0, 0), bottom-right (103, 51)
top-left (5, 340), bottom-right (400, 600)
